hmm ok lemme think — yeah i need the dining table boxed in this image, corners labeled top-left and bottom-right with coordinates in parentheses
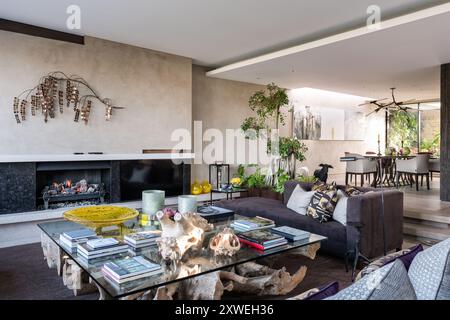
top-left (363, 154), bottom-right (416, 187)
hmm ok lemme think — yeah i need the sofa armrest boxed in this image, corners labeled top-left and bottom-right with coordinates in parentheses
top-left (346, 190), bottom-right (404, 259)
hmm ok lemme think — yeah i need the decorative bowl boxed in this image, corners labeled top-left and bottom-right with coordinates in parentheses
top-left (63, 205), bottom-right (139, 228)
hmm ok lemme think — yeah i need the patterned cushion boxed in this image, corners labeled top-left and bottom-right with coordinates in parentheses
top-left (327, 260), bottom-right (416, 300)
top-left (344, 185), bottom-right (364, 196)
top-left (288, 282), bottom-right (339, 300)
top-left (306, 186), bottom-right (338, 223)
top-left (356, 245), bottom-right (423, 281)
top-left (408, 238), bottom-right (450, 300)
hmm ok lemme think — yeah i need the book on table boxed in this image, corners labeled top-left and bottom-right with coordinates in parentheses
top-left (102, 256), bottom-right (162, 284)
top-left (238, 229), bottom-right (287, 250)
top-left (76, 241), bottom-right (128, 260)
top-left (59, 234), bottom-right (99, 253)
top-left (124, 231), bottom-right (160, 248)
top-left (271, 226), bottom-right (311, 242)
top-left (231, 216), bottom-right (275, 232)
top-left (59, 228), bottom-right (98, 253)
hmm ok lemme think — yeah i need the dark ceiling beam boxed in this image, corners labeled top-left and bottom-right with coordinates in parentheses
top-left (0, 18), bottom-right (84, 45)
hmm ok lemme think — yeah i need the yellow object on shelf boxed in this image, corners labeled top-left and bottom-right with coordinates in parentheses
top-left (231, 177), bottom-right (242, 187)
top-left (191, 180), bottom-right (203, 195)
top-left (63, 205), bottom-right (139, 228)
top-left (201, 180), bottom-right (212, 193)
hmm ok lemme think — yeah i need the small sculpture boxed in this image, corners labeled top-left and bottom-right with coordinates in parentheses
top-left (209, 227), bottom-right (240, 257)
top-left (156, 210), bottom-right (213, 263)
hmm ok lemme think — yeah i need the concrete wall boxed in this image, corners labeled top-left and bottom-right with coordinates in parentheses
top-left (0, 32), bottom-right (192, 154)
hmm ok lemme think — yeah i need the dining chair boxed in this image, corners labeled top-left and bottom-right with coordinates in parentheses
top-left (429, 158), bottom-right (440, 181)
top-left (395, 154), bottom-right (430, 191)
top-left (345, 153), bottom-right (378, 187)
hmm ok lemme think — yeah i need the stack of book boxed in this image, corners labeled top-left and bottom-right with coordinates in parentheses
top-left (238, 229), bottom-right (287, 251)
top-left (59, 228), bottom-right (98, 253)
top-left (271, 226), bottom-right (310, 242)
top-left (230, 216), bottom-right (275, 232)
top-left (124, 231), bottom-right (160, 250)
top-left (77, 238), bottom-right (128, 260)
top-left (102, 256), bottom-right (162, 284)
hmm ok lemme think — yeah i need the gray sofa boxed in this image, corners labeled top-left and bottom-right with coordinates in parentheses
top-left (216, 180), bottom-right (404, 263)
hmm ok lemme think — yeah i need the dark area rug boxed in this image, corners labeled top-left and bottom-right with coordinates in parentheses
top-left (0, 243), bottom-right (355, 300)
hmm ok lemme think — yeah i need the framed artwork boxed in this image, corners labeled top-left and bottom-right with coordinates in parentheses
top-left (293, 105), bottom-right (365, 141)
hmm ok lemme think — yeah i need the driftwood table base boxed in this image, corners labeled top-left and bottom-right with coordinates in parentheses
top-left (41, 231), bottom-right (321, 300)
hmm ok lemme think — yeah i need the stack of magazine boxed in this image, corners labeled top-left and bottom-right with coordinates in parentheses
top-left (271, 226), bottom-right (310, 242)
top-left (59, 228), bottom-right (98, 253)
top-left (238, 229), bottom-right (287, 251)
top-left (124, 231), bottom-right (160, 250)
top-left (230, 216), bottom-right (275, 232)
top-left (102, 256), bottom-right (162, 284)
top-left (77, 238), bottom-right (128, 260)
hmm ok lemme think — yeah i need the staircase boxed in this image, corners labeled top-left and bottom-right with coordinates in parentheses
top-left (403, 188), bottom-right (450, 245)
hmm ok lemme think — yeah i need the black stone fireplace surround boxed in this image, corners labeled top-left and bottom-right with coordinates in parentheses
top-left (0, 159), bottom-right (190, 214)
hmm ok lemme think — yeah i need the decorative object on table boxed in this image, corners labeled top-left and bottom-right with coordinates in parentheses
top-left (201, 180), bottom-right (212, 193)
top-left (269, 137), bottom-right (308, 179)
top-left (209, 162), bottom-right (230, 190)
top-left (12, 71), bottom-right (124, 124)
top-left (313, 164), bottom-right (333, 183)
top-left (142, 190), bottom-right (165, 218)
top-left (63, 206), bottom-right (139, 229)
top-left (155, 210), bottom-right (213, 262)
top-left (209, 227), bottom-right (241, 257)
top-left (191, 180), bottom-right (203, 195)
top-left (178, 195), bottom-right (198, 214)
top-left (230, 177), bottom-right (242, 188)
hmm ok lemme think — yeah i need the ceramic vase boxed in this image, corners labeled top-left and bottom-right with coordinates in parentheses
top-left (178, 195), bottom-right (198, 213)
top-left (142, 190), bottom-right (165, 217)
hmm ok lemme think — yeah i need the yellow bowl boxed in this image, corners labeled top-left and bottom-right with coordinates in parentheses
top-left (63, 206), bottom-right (139, 228)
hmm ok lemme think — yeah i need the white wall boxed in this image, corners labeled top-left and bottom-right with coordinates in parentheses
top-left (289, 88), bottom-right (386, 176)
top-left (0, 32), bottom-right (192, 154)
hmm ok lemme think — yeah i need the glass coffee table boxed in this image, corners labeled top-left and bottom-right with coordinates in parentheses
top-left (38, 213), bottom-right (326, 300)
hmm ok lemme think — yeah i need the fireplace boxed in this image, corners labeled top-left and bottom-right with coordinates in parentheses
top-left (35, 161), bottom-right (111, 210)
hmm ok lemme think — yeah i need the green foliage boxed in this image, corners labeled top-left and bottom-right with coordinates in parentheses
top-left (421, 132), bottom-right (440, 156)
top-left (296, 175), bottom-right (318, 183)
top-left (278, 137), bottom-right (308, 161)
top-left (245, 167), bottom-right (267, 189)
top-left (241, 83), bottom-right (289, 135)
top-left (273, 169), bottom-right (290, 194)
top-left (388, 110), bottom-right (418, 149)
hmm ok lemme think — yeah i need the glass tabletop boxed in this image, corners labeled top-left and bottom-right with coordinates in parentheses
top-left (38, 213), bottom-right (326, 299)
top-left (211, 188), bottom-right (248, 193)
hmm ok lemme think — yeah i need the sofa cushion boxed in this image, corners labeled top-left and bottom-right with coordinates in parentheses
top-left (332, 190), bottom-right (347, 226)
top-left (327, 260), bottom-right (416, 300)
top-left (356, 244), bottom-right (423, 281)
top-left (288, 282), bottom-right (339, 300)
top-left (306, 187), bottom-right (338, 223)
top-left (408, 238), bottom-right (450, 300)
top-left (286, 185), bottom-right (315, 215)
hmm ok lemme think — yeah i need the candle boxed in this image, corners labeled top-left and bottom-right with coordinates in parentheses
top-left (377, 134), bottom-right (380, 142)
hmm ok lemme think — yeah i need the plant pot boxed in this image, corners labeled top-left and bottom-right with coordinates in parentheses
top-left (247, 187), bottom-right (262, 197)
top-left (260, 188), bottom-right (282, 201)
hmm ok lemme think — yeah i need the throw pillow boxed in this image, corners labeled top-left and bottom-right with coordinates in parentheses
top-left (344, 185), bottom-right (363, 197)
top-left (333, 189), bottom-right (348, 226)
top-left (327, 260), bottom-right (417, 300)
top-left (306, 186), bottom-right (338, 223)
top-left (286, 185), bottom-right (315, 216)
top-left (408, 238), bottom-right (450, 300)
top-left (356, 244), bottom-right (423, 281)
top-left (288, 282), bottom-right (339, 300)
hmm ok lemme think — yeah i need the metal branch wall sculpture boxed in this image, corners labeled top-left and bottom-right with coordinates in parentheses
top-left (12, 71), bottom-right (124, 124)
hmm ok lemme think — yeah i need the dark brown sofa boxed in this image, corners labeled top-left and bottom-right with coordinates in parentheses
top-left (215, 181), bottom-right (404, 262)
